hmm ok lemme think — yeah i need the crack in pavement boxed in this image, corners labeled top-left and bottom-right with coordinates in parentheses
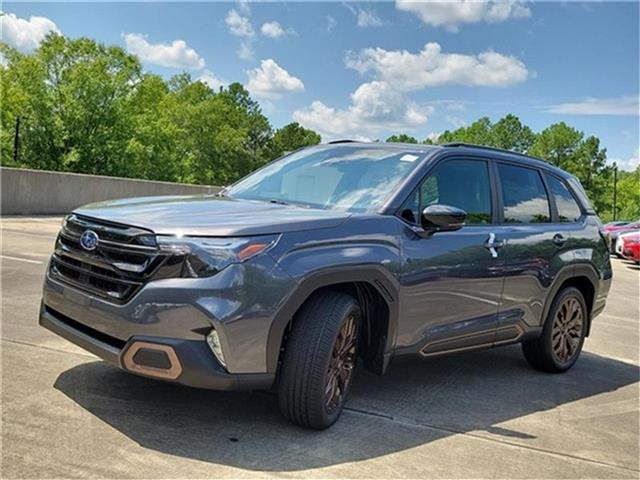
top-left (343, 407), bottom-right (640, 474)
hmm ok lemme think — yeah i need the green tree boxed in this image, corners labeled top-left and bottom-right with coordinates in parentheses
top-left (266, 122), bottom-right (321, 160)
top-left (615, 168), bottom-right (640, 221)
top-left (1, 34), bottom-right (142, 175)
top-left (435, 115), bottom-right (534, 152)
top-left (1, 32), bottom-right (625, 223)
top-left (490, 114), bottom-right (535, 153)
top-left (529, 122), bottom-right (583, 171)
top-left (219, 82), bottom-right (272, 173)
top-left (386, 134), bottom-right (418, 144)
top-left (530, 124), bottom-right (612, 216)
top-left (1, 34), bottom-right (312, 186)
top-left (437, 117), bottom-right (493, 145)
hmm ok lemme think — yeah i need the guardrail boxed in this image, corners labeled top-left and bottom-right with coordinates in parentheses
top-left (1, 167), bottom-right (220, 215)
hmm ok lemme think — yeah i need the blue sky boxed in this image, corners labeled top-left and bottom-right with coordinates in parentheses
top-left (3, 1), bottom-right (639, 170)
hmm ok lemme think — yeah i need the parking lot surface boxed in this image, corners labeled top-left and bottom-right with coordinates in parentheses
top-left (1, 216), bottom-right (638, 478)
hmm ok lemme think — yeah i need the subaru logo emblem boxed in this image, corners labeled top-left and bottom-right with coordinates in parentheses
top-left (80, 230), bottom-right (99, 251)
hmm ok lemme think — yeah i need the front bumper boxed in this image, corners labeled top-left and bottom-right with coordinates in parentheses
top-left (41, 248), bottom-right (295, 374)
top-left (40, 303), bottom-right (274, 390)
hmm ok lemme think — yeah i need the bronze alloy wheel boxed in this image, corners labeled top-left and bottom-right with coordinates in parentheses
top-left (325, 314), bottom-right (358, 414)
top-left (551, 296), bottom-right (584, 364)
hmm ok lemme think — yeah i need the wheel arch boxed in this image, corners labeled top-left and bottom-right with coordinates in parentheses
top-left (542, 264), bottom-right (599, 336)
top-left (265, 266), bottom-right (399, 375)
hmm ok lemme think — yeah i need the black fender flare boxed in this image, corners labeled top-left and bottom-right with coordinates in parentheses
top-left (540, 263), bottom-right (600, 334)
top-left (265, 265), bottom-right (399, 374)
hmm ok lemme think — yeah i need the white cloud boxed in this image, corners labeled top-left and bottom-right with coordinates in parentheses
top-left (238, 41), bottom-right (255, 61)
top-left (225, 7), bottom-right (255, 60)
top-left (122, 33), bottom-right (205, 70)
top-left (546, 95), bottom-right (639, 116)
top-left (261, 21), bottom-right (284, 38)
top-left (246, 59), bottom-right (304, 99)
top-left (226, 9), bottom-right (254, 38)
top-left (197, 70), bottom-right (225, 91)
top-left (446, 116), bottom-right (466, 128)
top-left (0, 12), bottom-right (60, 52)
top-left (346, 42), bottom-right (529, 91)
top-left (326, 15), bottom-right (337, 33)
top-left (396, 0), bottom-right (531, 32)
top-left (237, 0), bottom-right (251, 16)
top-left (261, 21), bottom-right (295, 39)
top-left (344, 4), bottom-right (384, 28)
top-left (357, 9), bottom-right (384, 27)
top-left (426, 132), bottom-right (441, 143)
top-left (610, 148), bottom-right (640, 172)
top-left (293, 81), bottom-right (431, 139)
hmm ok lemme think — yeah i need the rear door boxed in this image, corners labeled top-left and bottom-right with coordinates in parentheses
top-left (493, 162), bottom-right (572, 341)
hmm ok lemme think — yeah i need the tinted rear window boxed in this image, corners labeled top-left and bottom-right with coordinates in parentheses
top-left (545, 174), bottom-right (582, 222)
top-left (498, 164), bottom-right (551, 224)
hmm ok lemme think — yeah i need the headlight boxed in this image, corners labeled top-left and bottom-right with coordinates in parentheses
top-left (156, 234), bottom-right (279, 278)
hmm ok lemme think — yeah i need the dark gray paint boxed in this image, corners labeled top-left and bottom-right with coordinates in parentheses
top-left (40, 142), bottom-right (612, 389)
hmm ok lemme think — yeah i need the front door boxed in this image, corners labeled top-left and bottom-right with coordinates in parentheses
top-left (396, 158), bottom-right (506, 356)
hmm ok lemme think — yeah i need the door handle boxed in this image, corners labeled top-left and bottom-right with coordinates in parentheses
top-left (485, 233), bottom-right (506, 258)
top-left (553, 233), bottom-right (567, 246)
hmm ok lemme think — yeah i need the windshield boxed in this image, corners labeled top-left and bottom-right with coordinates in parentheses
top-left (225, 145), bottom-right (430, 212)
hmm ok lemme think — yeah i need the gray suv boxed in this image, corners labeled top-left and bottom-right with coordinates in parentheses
top-left (40, 142), bottom-right (612, 429)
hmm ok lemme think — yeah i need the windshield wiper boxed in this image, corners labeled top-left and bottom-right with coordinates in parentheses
top-left (268, 199), bottom-right (290, 206)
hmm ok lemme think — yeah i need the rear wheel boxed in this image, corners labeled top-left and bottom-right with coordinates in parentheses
top-left (278, 291), bottom-right (360, 429)
top-left (522, 287), bottom-right (587, 373)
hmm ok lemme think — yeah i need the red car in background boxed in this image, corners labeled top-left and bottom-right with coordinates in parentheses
top-left (603, 220), bottom-right (640, 254)
top-left (620, 232), bottom-right (640, 264)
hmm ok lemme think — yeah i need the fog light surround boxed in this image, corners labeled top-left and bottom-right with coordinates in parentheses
top-left (207, 329), bottom-right (227, 368)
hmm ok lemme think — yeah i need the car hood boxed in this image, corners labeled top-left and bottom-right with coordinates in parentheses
top-left (74, 195), bottom-right (351, 236)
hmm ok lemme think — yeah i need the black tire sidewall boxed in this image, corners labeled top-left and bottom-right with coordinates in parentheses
top-left (316, 302), bottom-right (361, 427)
top-left (277, 291), bottom-right (362, 430)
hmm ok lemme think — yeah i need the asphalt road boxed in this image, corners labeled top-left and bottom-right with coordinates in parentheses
top-left (1, 216), bottom-right (638, 479)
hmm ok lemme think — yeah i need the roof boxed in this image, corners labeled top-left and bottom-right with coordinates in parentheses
top-left (321, 140), bottom-right (570, 178)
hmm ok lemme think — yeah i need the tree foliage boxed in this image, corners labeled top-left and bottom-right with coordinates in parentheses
top-left (1, 34), bottom-right (635, 221)
top-left (1, 34), bottom-right (318, 185)
top-left (386, 134), bottom-right (418, 144)
top-left (266, 122), bottom-right (321, 160)
top-left (427, 116), bottom-right (632, 221)
top-left (614, 169), bottom-right (640, 221)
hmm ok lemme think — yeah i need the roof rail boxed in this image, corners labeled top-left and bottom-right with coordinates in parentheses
top-left (327, 139), bottom-right (359, 144)
top-left (444, 142), bottom-right (555, 166)
top-left (443, 142), bottom-right (517, 154)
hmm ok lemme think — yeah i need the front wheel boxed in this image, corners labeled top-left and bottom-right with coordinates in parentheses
top-left (278, 291), bottom-right (361, 429)
top-left (522, 287), bottom-right (587, 373)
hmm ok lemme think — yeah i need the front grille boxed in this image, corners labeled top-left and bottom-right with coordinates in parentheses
top-left (50, 214), bottom-right (168, 303)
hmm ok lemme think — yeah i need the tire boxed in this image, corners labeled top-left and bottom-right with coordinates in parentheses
top-left (278, 290), bottom-right (361, 430)
top-left (522, 287), bottom-right (587, 373)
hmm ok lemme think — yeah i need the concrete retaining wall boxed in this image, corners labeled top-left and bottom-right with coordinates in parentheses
top-left (1, 167), bottom-right (220, 215)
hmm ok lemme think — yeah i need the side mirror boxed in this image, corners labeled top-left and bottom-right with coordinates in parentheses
top-left (421, 204), bottom-right (466, 233)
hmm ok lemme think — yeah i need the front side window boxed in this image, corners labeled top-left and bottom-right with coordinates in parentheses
top-left (545, 174), bottom-right (582, 222)
top-left (226, 146), bottom-right (430, 212)
top-left (498, 164), bottom-right (550, 223)
top-left (400, 159), bottom-right (492, 225)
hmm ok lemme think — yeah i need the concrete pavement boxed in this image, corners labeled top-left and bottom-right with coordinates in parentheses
top-left (1, 216), bottom-right (638, 478)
